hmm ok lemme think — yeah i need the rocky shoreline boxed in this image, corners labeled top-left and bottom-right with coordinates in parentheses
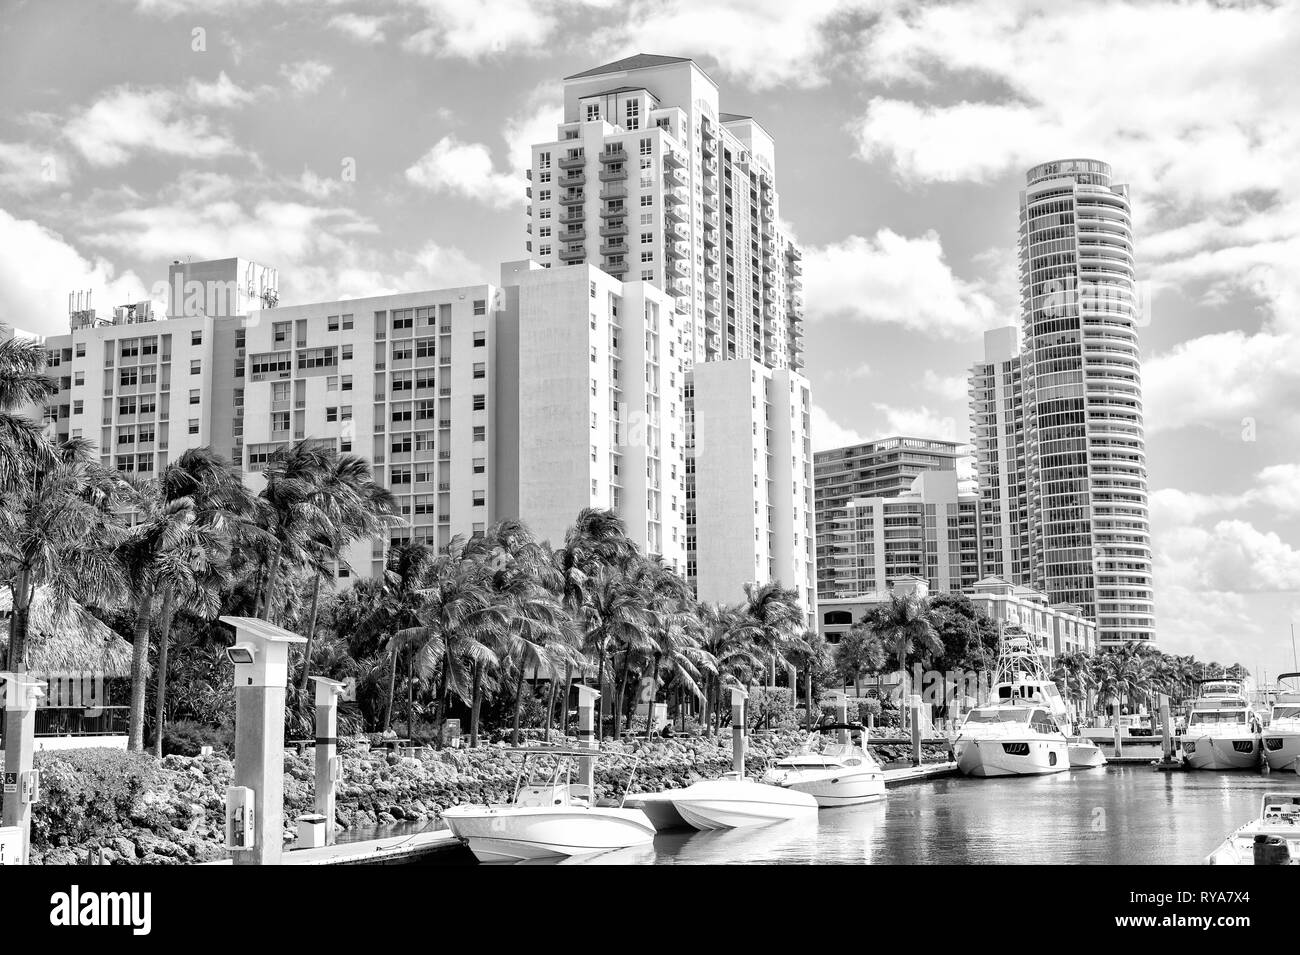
top-left (30, 733), bottom-right (954, 864)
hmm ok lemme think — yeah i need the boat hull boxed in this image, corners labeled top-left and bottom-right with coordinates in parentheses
top-left (668, 780), bottom-right (818, 830)
top-left (955, 738), bottom-right (1070, 778)
top-left (441, 806), bottom-right (655, 863)
top-left (1068, 740), bottom-right (1106, 768)
top-left (761, 767), bottom-right (886, 807)
top-left (1262, 730), bottom-right (1300, 773)
top-left (1183, 735), bottom-right (1260, 771)
top-left (624, 791), bottom-right (690, 831)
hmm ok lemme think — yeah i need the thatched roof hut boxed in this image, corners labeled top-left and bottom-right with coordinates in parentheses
top-left (0, 586), bottom-right (134, 677)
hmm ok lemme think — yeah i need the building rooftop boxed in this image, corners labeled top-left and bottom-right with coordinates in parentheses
top-left (565, 54), bottom-right (693, 80)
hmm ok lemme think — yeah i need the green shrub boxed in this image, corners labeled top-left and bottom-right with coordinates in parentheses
top-left (746, 687), bottom-right (797, 731)
top-left (30, 748), bottom-right (159, 849)
top-left (161, 719), bottom-right (233, 756)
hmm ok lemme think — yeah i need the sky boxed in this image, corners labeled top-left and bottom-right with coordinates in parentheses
top-left (1, 0), bottom-right (1298, 681)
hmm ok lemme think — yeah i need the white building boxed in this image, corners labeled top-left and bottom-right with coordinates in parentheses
top-left (969, 326), bottom-right (1029, 586)
top-left (1018, 159), bottom-right (1154, 646)
top-left (820, 470), bottom-right (981, 599)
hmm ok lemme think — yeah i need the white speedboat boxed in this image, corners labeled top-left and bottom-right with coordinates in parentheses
top-left (1263, 673), bottom-right (1300, 774)
top-left (762, 731), bottom-right (886, 807)
top-left (1068, 739), bottom-right (1106, 768)
top-left (1182, 680), bottom-right (1262, 771)
top-left (666, 773), bottom-right (818, 830)
top-left (441, 748), bottom-right (655, 863)
top-left (1206, 793), bottom-right (1300, 865)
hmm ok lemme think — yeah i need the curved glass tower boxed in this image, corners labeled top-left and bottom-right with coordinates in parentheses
top-left (1019, 159), bottom-right (1154, 646)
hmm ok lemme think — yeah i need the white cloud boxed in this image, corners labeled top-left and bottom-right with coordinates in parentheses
top-left (186, 72), bottom-right (256, 108)
top-left (1152, 465), bottom-right (1300, 526)
top-left (810, 404), bottom-right (864, 451)
top-left (402, 0), bottom-right (563, 59)
top-left (327, 13), bottom-right (388, 44)
top-left (922, 369), bottom-right (967, 401)
top-left (0, 209), bottom-right (152, 338)
top-left (0, 142), bottom-right (68, 193)
top-left (871, 403), bottom-right (962, 443)
top-left (504, 97), bottom-right (563, 172)
top-left (405, 136), bottom-right (520, 210)
top-left (1158, 519), bottom-right (1300, 595)
top-left (280, 60), bottom-right (333, 95)
top-left (803, 230), bottom-right (1001, 339)
top-left (62, 85), bottom-right (245, 166)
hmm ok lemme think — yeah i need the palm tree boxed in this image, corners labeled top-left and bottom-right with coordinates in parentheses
top-left (255, 440), bottom-right (334, 623)
top-left (786, 628), bottom-right (830, 730)
top-left (835, 622), bottom-right (887, 697)
top-left (577, 565), bottom-right (649, 740)
top-left (0, 326), bottom-right (58, 491)
top-left (147, 448), bottom-right (258, 756)
top-left (630, 559), bottom-right (704, 738)
top-left (1, 441), bottom-right (126, 674)
top-left (740, 581), bottom-right (805, 691)
top-left (869, 592), bottom-right (940, 729)
top-left (697, 602), bottom-right (760, 736)
top-left (295, 453), bottom-right (395, 696)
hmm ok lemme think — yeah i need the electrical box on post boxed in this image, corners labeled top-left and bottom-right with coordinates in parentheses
top-left (328, 756), bottom-right (342, 782)
top-left (19, 770), bottom-right (39, 804)
top-left (225, 786), bottom-right (255, 850)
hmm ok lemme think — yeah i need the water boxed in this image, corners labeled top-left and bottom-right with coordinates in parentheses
top-left (349, 766), bottom-right (1298, 865)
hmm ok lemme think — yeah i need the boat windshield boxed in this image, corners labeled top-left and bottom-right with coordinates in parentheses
top-left (965, 707), bottom-right (1030, 724)
top-left (1271, 705), bottom-right (1300, 720)
top-left (1189, 710), bottom-right (1249, 725)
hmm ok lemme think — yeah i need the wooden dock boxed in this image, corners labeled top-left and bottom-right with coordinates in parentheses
top-left (883, 761), bottom-right (959, 786)
top-left (202, 829), bottom-right (465, 866)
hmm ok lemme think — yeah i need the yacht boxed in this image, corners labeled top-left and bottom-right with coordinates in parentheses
top-left (953, 636), bottom-right (1089, 775)
top-left (1206, 793), bottom-right (1300, 865)
top-left (441, 748), bottom-right (655, 863)
top-left (664, 773), bottom-right (819, 830)
top-left (1182, 680), bottom-right (1262, 771)
top-left (761, 727), bottom-right (886, 807)
top-left (1263, 673), bottom-right (1300, 773)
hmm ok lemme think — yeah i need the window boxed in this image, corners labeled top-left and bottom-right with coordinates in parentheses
top-left (472, 425), bottom-right (486, 441)
top-left (341, 344), bottom-right (353, 360)
top-left (472, 394), bottom-right (486, 411)
top-left (298, 347), bottom-right (337, 370)
top-left (191, 330), bottom-right (202, 346)
top-left (473, 299), bottom-right (486, 315)
top-left (591, 412), bottom-right (598, 429)
top-left (641, 251), bottom-right (654, 263)
top-left (327, 315), bottom-right (339, 332)
top-left (415, 338), bottom-right (435, 358)
top-left (189, 389), bottom-right (200, 405)
top-left (142, 337), bottom-right (158, 356)
top-left (538, 189), bottom-right (551, 202)
top-left (120, 339), bottom-right (138, 358)
top-left (538, 151), bottom-right (551, 169)
top-left (393, 342), bottom-right (413, 361)
top-left (190, 359), bottom-right (201, 375)
top-left (272, 411), bottom-right (290, 433)
top-left (74, 371), bottom-right (84, 386)
top-left (340, 405), bottom-right (352, 421)
top-left (73, 399), bottom-right (83, 414)
top-left (273, 322), bottom-right (291, 346)
top-left (390, 467), bottom-right (412, 485)
top-left (640, 195), bottom-right (653, 207)
top-left (641, 232), bottom-right (653, 244)
top-left (327, 376), bottom-right (339, 392)
top-left (472, 362), bottom-right (485, 379)
top-left (640, 212), bottom-right (652, 225)
top-left (472, 489), bottom-right (485, 507)
top-left (585, 103), bottom-right (600, 121)
top-left (342, 314), bottom-right (353, 330)
top-left (639, 137), bottom-right (652, 156)
top-left (188, 419), bottom-right (199, 435)
top-left (539, 226), bottom-right (551, 238)
top-left (538, 245), bottom-right (551, 256)
top-left (392, 309), bottom-right (414, 330)
top-left (120, 368), bottom-right (138, 387)
top-left (472, 331), bottom-right (486, 347)
top-left (472, 457), bottom-right (485, 474)
top-left (118, 396), bottom-right (137, 416)
top-left (75, 343), bottom-right (85, 358)
top-left (391, 433), bottom-right (411, 453)
top-left (625, 100), bottom-right (640, 130)
top-left (326, 407), bottom-right (338, 423)
top-left (538, 207), bottom-right (551, 220)
top-left (392, 373), bottom-right (413, 392)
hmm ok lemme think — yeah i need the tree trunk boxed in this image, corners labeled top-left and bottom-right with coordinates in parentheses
top-left (644, 653), bottom-right (661, 739)
top-left (383, 645), bottom-right (399, 732)
top-left (150, 589), bottom-right (177, 759)
top-left (510, 665), bottom-right (526, 746)
top-left (127, 592), bottom-right (155, 752)
top-left (560, 662), bottom-right (574, 742)
top-left (469, 662), bottom-right (483, 747)
top-left (261, 543), bottom-right (283, 622)
top-left (407, 654), bottom-right (416, 739)
top-left (296, 573), bottom-right (323, 696)
top-left (614, 655), bottom-right (632, 741)
top-left (805, 668), bottom-right (813, 732)
top-left (545, 676), bottom-right (558, 743)
top-left (595, 648), bottom-right (606, 741)
top-left (5, 569), bottom-right (33, 671)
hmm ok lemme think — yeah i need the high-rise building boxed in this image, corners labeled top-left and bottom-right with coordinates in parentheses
top-left (812, 436), bottom-right (962, 600)
top-left (1017, 158), bottom-right (1153, 646)
top-left (817, 470), bottom-right (981, 599)
top-left (527, 54), bottom-right (815, 620)
top-left (969, 326), bottom-right (1029, 585)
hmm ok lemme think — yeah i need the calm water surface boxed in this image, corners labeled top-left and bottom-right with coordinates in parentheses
top-left (351, 766), bottom-right (1297, 865)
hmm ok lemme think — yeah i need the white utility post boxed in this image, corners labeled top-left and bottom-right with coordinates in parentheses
top-left (831, 691), bottom-right (850, 746)
top-left (309, 676), bottom-right (347, 847)
top-left (575, 685), bottom-right (600, 794)
top-left (730, 685), bottom-right (748, 776)
top-left (220, 616), bottom-right (305, 866)
top-left (1, 674), bottom-right (46, 865)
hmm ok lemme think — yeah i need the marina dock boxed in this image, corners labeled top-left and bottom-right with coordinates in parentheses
top-left (203, 830), bottom-right (463, 866)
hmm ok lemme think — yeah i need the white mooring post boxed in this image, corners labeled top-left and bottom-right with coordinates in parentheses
top-left (1, 674), bottom-right (46, 866)
top-left (730, 685), bottom-right (748, 776)
top-left (910, 693), bottom-right (923, 767)
top-left (575, 685), bottom-right (600, 794)
top-left (1159, 694), bottom-right (1172, 763)
top-left (1113, 700), bottom-right (1123, 759)
top-left (220, 616), bottom-right (306, 866)
top-left (310, 676), bottom-right (347, 846)
top-left (832, 691), bottom-right (850, 746)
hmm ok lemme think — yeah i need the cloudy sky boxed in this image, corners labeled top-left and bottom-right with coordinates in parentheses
top-left (2, 0), bottom-right (1298, 679)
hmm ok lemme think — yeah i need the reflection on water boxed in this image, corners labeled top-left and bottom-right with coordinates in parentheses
top-left (354, 767), bottom-right (1295, 865)
top-left (635, 767), bottom-right (1286, 865)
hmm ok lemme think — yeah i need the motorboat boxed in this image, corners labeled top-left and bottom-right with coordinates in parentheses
top-left (1080, 712), bottom-right (1164, 760)
top-left (1206, 793), bottom-right (1300, 865)
top-left (985, 635), bottom-right (1103, 770)
top-left (441, 748), bottom-right (655, 863)
top-left (761, 726), bottom-right (886, 807)
top-left (1181, 680), bottom-right (1262, 771)
top-left (1263, 673), bottom-right (1300, 774)
top-left (665, 773), bottom-right (818, 830)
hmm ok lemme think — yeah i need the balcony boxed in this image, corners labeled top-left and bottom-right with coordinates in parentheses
top-left (599, 204), bottom-right (626, 219)
top-left (558, 154), bottom-right (585, 170)
top-left (599, 184), bottom-right (627, 201)
top-left (663, 186), bottom-right (686, 205)
top-left (599, 222), bottom-right (628, 238)
top-left (558, 191), bottom-right (586, 206)
top-left (598, 166), bottom-right (627, 181)
top-left (605, 259), bottom-right (629, 276)
top-left (598, 147), bottom-right (627, 164)
top-left (599, 241), bottom-right (628, 256)
top-left (664, 149), bottom-right (685, 168)
top-left (558, 207), bottom-right (585, 225)
top-left (665, 239), bottom-right (687, 259)
top-left (558, 245), bottom-right (588, 262)
top-left (664, 202), bottom-right (686, 223)
top-left (561, 172), bottom-right (586, 187)
top-left (562, 228), bottom-right (587, 243)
